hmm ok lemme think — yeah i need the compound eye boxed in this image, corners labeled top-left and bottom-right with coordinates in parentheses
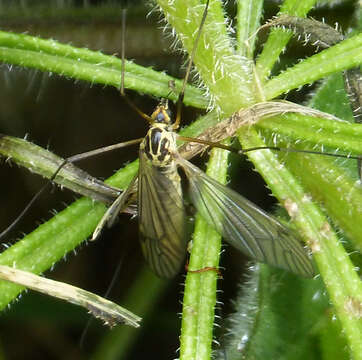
top-left (155, 109), bottom-right (173, 124)
top-left (156, 112), bottom-right (166, 123)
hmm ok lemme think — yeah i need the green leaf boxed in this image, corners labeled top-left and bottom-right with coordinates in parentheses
top-left (236, 0), bottom-right (264, 57)
top-left (0, 30), bottom-right (207, 109)
top-left (157, 0), bottom-right (254, 113)
top-left (264, 34), bottom-right (362, 99)
top-left (256, 0), bottom-right (318, 80)
top-left (180, 144), bottom-right (229, 360)
top-left (219, 265), bottom-right (330, 360)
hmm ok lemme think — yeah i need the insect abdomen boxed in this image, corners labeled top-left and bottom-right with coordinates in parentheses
top-left (138, 123), bottom-right (186, 278)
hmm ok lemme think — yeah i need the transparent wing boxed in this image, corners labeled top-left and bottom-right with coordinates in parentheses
top-left (138, 152), bottom-right (188, 278)
top-left (92, 175), bottom-right (137, 241)
top-left (179, 158), bottom-right (315, 277)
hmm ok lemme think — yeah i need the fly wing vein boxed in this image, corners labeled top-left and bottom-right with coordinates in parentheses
top-left (138, 152), bottom-right (187, 278)
top-left (178, 157), bottom-right (315, 277)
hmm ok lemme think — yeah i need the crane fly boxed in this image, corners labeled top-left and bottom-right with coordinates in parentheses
top-left (92, 97), bottom-right (315, 278)
top-left (2, 0), bottom-right (361, 334)
top-left (61, 0), bottom-right (316, 278)
top-left (0, 0), bottom-right (318, 280)
top-left (87, 1), bottom-right (316, 278)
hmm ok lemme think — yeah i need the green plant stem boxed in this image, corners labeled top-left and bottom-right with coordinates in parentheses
top-left (236, 0), bottom-right (263, 57)
top-left (0, 31), bottom-right (206, 109)
top-left (258, 114), bottom-right (362, 154)
top-left (256, 0), bottom-right (317, 80)
top-left (157, 0), bottom-right (254, 113)
top-left (238, 126), bottom-right (362, 360)
top-left (180, 146), bottom-right (228, 360)
top-left (0, 161), bottom-right (138, 309)
top-left (0, 135), bottom-right (120, 204)
top-left (264, 34), bottom-right (362, 99)
top-left (283, 153), bottom-right (362, 251)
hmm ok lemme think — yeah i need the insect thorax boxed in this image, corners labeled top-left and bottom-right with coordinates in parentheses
top-left (141, 123), bottom-right (178, 169)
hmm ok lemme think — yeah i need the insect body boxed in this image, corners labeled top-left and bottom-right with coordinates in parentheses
top-left (138, 104), bottom-right (187, 277)
top-left (94, 102), bottom-right (315, 278)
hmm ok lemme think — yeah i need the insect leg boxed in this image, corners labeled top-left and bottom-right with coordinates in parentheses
top-left (0, 137), bottom-right (142, 240)
top-left (92, 174), bottom-right (138, 241)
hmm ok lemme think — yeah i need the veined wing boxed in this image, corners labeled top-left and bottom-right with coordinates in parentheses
top-left (138, 151), bottom-right (188, 278)
top-left (178, 157), bottom-right (315, 277)
top-left (92, 175), bottom-right (137, 241)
